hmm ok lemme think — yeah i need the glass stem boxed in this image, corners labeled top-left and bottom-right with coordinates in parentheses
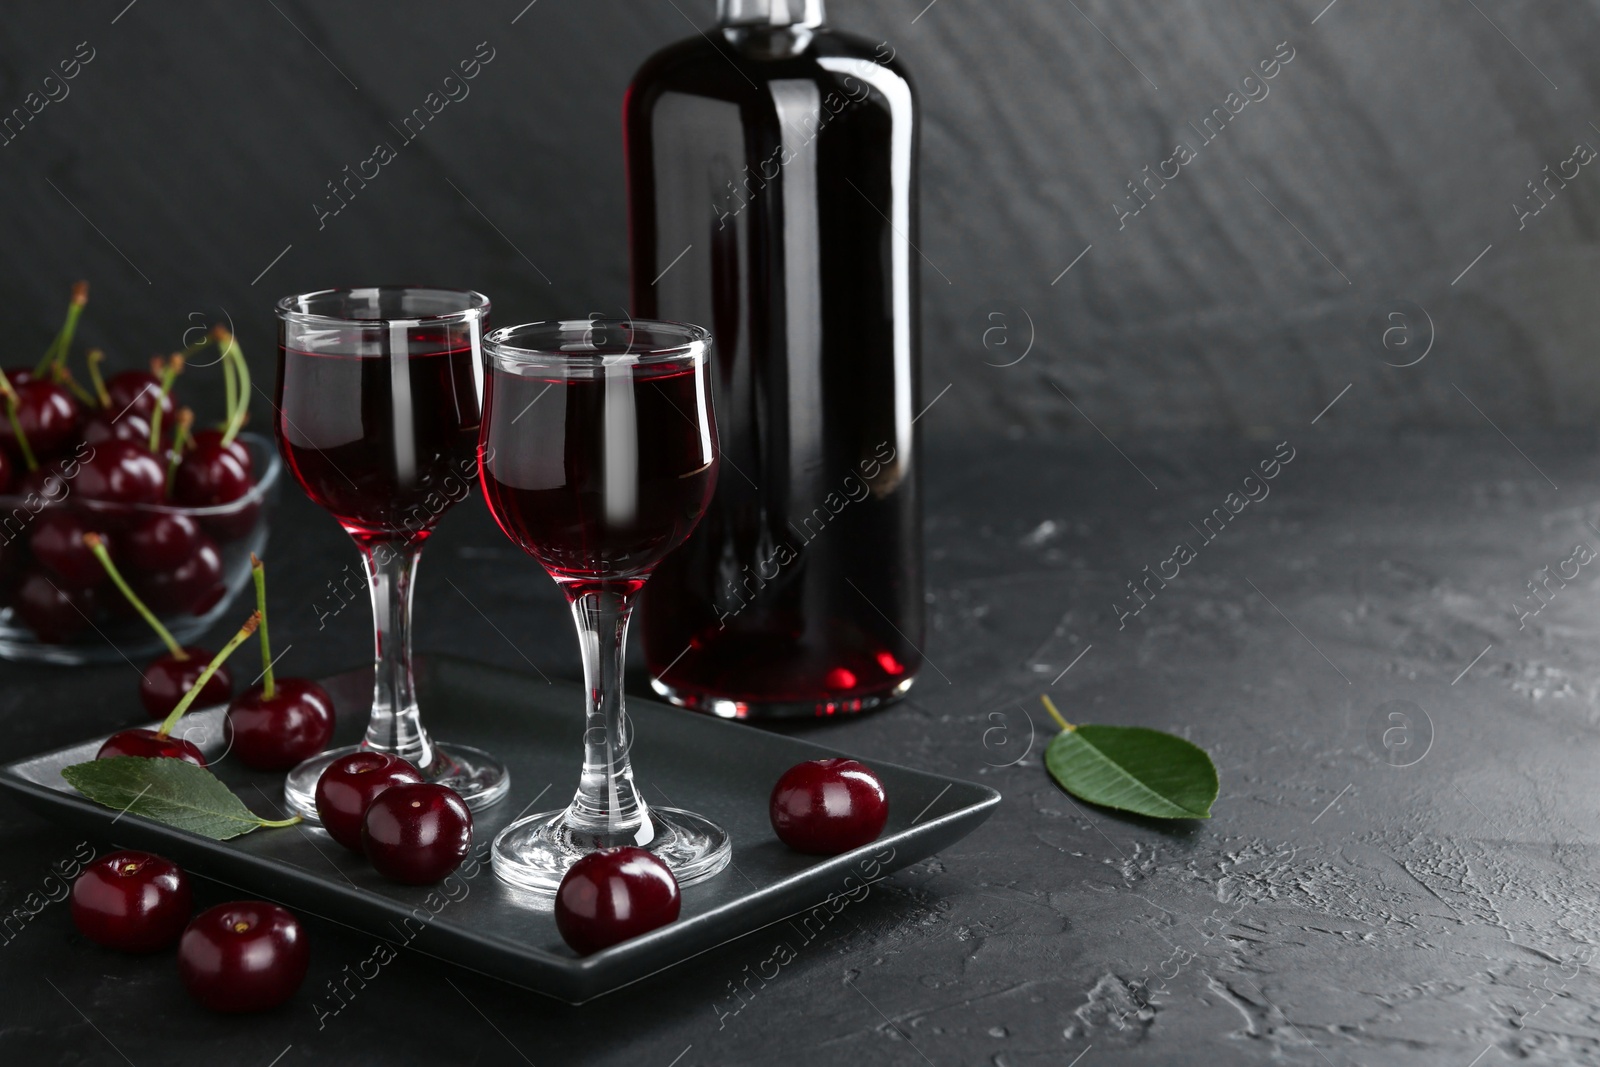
top-left (564, 584), bottom-right (649, 839)
top-left (359, 539), bottom-right (435, 770)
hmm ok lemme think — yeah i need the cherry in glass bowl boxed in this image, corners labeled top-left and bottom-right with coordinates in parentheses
top-left (0, 433), bottom-right (281, 664)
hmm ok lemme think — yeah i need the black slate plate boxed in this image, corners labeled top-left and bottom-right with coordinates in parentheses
top-left (0, 656), bottom-right (999, 1003)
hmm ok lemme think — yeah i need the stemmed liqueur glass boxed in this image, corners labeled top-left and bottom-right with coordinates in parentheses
top-left (479, 318), bottom-right (731, 893)
top-left (274, 287), bottom-right (509, 818)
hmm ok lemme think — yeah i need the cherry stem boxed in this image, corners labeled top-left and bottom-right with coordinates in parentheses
top-left (86, 349), bottom-right (110, 407)
top-left (219, 338), bottom-right (237, 430)
top-left (165, 408), bottom-right (193, 497)
top-left (251, 553), bottom-right (274, 700)
top-left (53, 366), bottom-right (94, 406)
top-left (147, 355), bottom-right (184, 452)
top-left (1040, 694), bottom-right (1075, 732)
top-left (83, 532), bottom-right (184, 659)
top-left (255, 815), bottom-right (303, 828)
top-left (156, 612), bottom-right (259, 738)
top-left (215, 328), bottom-right (249, 448)
top-left (0, 370), bottom-right (37, 472)
top-left (35, 281), bottom-right (88, 377)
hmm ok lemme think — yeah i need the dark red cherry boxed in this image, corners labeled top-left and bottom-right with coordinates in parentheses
top-left (29, 510), bottom-right (108, 587)
top-left (178, 902), bottom-right (308, 1013)
top-left (105, 370), bottom-right (172, 422)
top-left (0, 380), bottom-right (79, 458)
top-left (554, 846), bottom-right (682, 955)
top-left (175, 440), bottom-right (257, 539)
top-left (189, 428), bottom-right (252, 479)
top-left (0, 447), bottom-right (12, 495)
top-left (129, 534), bottom-right (223, 615)
top-left (361, 783), bottom-right (473, 885)
top-left (82, 409), bottom-right (154, 447)
top-left (141, 647), bottom-right (232, 720)
top-left (314, 752), bottom-right (422, 851)
top-left (17, 456), bottom-right (73, 505)
top-left (96, 727), bottom-right (207, 767)
top-left (4, 366), bottom-right (35, 388)
top-left (12, 569), bottom-right (96, 643)
top-left (174, 439), bottom-right (251, 508)
top-left (121, 512), bottom-right (202, 571)
top-left (224, 678), bottom-right (336, 772)
top-left (76, 440), bottom-right (165, 505)
top-left (71, 850), bottom-right (192, 953)
top-left (769, 758), bottom-right (889, 855)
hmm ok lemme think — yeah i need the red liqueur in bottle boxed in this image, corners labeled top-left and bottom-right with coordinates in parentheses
top-left (626, 0), bottom-right (923, 717)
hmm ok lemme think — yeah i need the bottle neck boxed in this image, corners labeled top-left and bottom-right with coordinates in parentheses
top-left (717, 0), bottom-right (825, 29)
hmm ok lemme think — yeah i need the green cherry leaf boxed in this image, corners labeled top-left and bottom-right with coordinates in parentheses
top-left (62, 757), bottom-right (300, 840)
top-left (1044, 724), bottom-right (1218, 820)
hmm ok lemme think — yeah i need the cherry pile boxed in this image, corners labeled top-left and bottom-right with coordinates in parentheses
top-left (72, 849), bottom-right (309, 1013)
top-left (84, 532), bottom-right (233, 719)
top-left (315, 755), bottom-right (474, 885)
top-left (69, 563), bottom-right (339, 1012)
top-left (0, 281), bottom-right (263, 645)
top-left (97, 611), bottom-right (260, 767)
top-left (95, 557), bottom-right (338, 773)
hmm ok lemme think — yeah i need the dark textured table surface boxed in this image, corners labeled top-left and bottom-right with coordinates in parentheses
top-left (5, 429), bottom-right (1600, 1066)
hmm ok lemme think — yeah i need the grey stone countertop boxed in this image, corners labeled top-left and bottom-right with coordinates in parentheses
top-left (3, 429), bottom-right (1598, 1066)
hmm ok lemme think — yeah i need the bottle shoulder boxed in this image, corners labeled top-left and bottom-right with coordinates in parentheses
top-left (811, 30), bottom-right (917, 98)
top-left (631, 35), bottom-right (718, 85)
top-left (812, 29), bottom-right (909, 71)
top-left (628, 28), bottom-right (913, 103)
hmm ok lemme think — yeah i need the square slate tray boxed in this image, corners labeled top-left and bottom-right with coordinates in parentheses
top-left (0, 656), bottom-right (999, 1003)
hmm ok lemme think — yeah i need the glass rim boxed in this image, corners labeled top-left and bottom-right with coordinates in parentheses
top-left (484, 318), bottom-right (711, 367)
top-left (274, 286), bottom-right (491, 329)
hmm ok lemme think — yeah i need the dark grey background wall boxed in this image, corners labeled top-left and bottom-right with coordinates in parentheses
top-left (0, 0), bottom-right (1595, 436)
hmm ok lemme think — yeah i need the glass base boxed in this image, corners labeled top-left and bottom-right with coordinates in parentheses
top-left (650, 673), bottom-right (916, 720)
top-left (491, 804), bottom-right (731, 895)
top-left (283, 742), bottom-right (510, 821)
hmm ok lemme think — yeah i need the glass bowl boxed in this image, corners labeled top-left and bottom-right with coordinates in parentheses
top-left (0, 433), bottom-right (282, 665)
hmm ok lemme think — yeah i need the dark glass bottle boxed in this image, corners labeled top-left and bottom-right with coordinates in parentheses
top-left (626, 0), bottom-right (923, 719)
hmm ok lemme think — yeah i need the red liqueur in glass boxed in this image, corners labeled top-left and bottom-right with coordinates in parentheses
top-left (275, 338), bottom-right (481, 543)
top-left (479, 362), bottom-right (716, 591)
top-left (477, 319), bottom-right (731, 894)
top-left (272, 287), bottom-right (508, 820)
